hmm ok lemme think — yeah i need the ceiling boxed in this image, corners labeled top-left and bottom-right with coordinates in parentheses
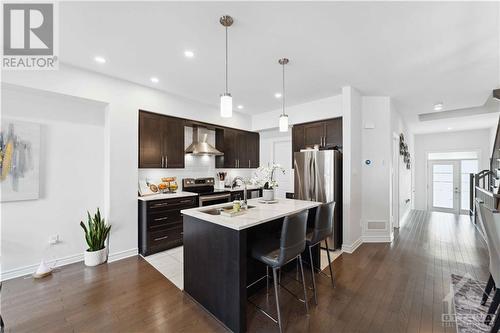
top-left (59, 2), bottom-right (499, 128)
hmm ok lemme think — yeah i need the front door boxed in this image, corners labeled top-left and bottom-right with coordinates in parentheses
top-left (428, 160), bottom-right (460, 214)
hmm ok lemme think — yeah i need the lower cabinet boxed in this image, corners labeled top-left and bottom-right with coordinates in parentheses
top-left (138, 196), bottom-right (198, 256)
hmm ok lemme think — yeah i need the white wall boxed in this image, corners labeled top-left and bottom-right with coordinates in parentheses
top-left (390, 103), bottom-right (413, 226)
top-left (360, 96), bottom-right (392, 242)
top-left (252, 94), bottom-right (342, 131)
top-left (1, 85), bottom-right (107, 279)
top-left (414, 128), bottom-right (492, 210)
top-left (341, 86), bottom-right (363, 253)
top-left (2, 64), bottom-right (252, 279)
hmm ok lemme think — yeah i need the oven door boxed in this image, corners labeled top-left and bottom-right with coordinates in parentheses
top-left (199, 193), bottom-right (231, 207)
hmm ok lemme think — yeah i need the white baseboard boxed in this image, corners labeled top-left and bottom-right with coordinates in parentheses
top-left (362, 234), bottom-right (393, 243)
top-left (1, 248), bottom-right (138, 281)
top-left (341, 237), bottom-right (363, 254)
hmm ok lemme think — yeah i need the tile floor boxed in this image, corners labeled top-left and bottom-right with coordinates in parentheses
top-left (144, 245), bottom-right (341, 290)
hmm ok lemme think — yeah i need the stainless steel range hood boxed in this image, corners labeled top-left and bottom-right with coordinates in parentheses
top-left (185, 126), bottom-right (224, 156)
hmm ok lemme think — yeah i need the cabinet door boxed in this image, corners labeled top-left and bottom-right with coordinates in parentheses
top-left (249, 132), bottom-right (260, 168)
top-left (162, 117), bottom-right (185, 168)
top-left (303, 121), bottom-right (325, 148)
top-left (223, 129), bottom-right (238, 168)
top-left (292, 124), bottom-right (305, 169)
top-left (139, 112), bottom-right (163, 168)
top-left (236, 131), bottom-right (249, 168)
top-left (324, 117), bottom-right (342, 148)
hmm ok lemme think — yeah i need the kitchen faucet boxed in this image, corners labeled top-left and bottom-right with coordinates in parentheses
top-left (232, 176), bottom-right (248, 208)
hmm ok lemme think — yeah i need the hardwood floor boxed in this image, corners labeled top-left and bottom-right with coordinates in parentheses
top-left (2, 210), bottom-right (489, 332)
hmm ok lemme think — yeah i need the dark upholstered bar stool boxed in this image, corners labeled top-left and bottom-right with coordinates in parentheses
top-left (479, 203), bottom-right (500, 333)
top-left (251, 210), bottom-right (310, 333)
top-left (306, 201), bottom-right (335, 305)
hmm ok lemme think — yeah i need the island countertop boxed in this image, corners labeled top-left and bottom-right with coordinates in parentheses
top-left (181, 198), bottom-right (321, 231)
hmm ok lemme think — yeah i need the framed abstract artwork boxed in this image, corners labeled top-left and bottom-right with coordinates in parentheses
top-left (1, 119), bottom-right (41, 202)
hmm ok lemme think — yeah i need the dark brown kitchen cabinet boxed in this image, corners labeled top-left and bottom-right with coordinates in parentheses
top-left (325, 118), bottom-right (343, 147)
top-left (292, 117), bottom-right (342, 167)
top-left (304, 122), bottom-right (325, 148)
top-left (138, 195), bottom-right (198, 256)
top-left (216, 129), bottom-right (259, 168)
top-left (138, 111), bottom-right (185, 168)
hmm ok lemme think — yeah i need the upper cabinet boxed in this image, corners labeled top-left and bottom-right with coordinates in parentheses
top-left (139, 111), bottom-right (185, 168)
top-left (292, 117), bottom-right (342, 167)
top-left (216, 129), bottom-right (260, 169)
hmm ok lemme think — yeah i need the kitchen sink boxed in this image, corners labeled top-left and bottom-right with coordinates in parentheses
top-left (201, 205), bottom-right (255, 216)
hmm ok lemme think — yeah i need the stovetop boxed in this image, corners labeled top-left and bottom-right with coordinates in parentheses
top-left (182, 177), bottom-right (230, 195)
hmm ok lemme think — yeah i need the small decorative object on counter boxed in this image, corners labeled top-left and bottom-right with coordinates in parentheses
top-left (80, 208), bottom-right (111, 267)
top-left (252, 163), bottom-right (285, 202)
top-left (233, 200), bottom-right (241, 212)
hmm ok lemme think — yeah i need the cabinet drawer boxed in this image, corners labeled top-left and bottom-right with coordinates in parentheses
top-left (148, 210), bottom-right (182, 230)
top-left (148, 225), bottom-right (183, 247)
top-left (147, 196), bottom-right (197, 211)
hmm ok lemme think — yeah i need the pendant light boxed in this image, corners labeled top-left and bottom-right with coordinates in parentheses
top-left (220, 15), bottom-right (233, 118)
top-left (278, 58), bottom-right (289, 132)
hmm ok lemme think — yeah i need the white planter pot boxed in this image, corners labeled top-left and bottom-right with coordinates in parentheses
top-left (84, 247), bottom-right (108, 267)
top-left (263, 189), bottom-right (275, 201)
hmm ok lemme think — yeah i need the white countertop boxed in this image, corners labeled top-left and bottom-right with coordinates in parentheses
top-left (138, 191), bottom-right (198, 201)
top-left (181, 198), bottom-right (321, 230)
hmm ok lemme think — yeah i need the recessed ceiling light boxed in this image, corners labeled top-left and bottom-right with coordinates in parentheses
top-left (94, 56), bottom-right (106, 64)
top-left (275, 93), bottom-right (282, 98)
top-left (433, 102), bottom-right (444, 111)
top-left (447, 127), bottom-right (452, 130)
top-left (150, 77), bottom-right (159, 83)
top-left (237, 105), bottom-right (244, 109)
top-left (184, 50), bottom-right (195, 58)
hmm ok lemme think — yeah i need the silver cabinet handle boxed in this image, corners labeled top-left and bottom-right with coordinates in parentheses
top-left (154, 216), bottom-right (169, 221)
top-left (248, 160), bottom-right (251, 168)
top-left (235, 159), bottom-right (237, 168)
top-left (179, 199), bottom-right (193, 203)
top-left (161, 156), bottom-right (164, 168)
top-left (151, 202), bottom-right (169, 208)
top-left (154, 235), bottom-right (169, 241)
top-left (165, 155), bottom-right (168, 168)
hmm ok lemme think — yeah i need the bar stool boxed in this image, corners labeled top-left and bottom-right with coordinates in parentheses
top-left (250, 210), bottom-right (310, 333)
top-left (479, 203), bottom-right (500, 333)
top-left (475, 200), bottom-right (496, 306)
top-left (306, 201), bottom-right (335, 305)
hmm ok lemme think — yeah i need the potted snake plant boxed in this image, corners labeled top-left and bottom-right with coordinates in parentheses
top-left (80, 208), bottom-right (111, 266)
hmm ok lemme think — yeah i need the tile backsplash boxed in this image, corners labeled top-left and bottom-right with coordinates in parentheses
top-left (138, 127), bottom-right (256, 188)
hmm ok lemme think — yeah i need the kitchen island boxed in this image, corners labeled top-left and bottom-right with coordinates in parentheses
top-left (181, 198), bottom-right (321, 333)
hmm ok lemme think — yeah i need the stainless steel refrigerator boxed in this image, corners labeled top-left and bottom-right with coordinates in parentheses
top-left (294, 149), bottom-right (343, 249)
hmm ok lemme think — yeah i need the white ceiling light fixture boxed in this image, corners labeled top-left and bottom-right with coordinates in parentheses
top-left (433, 102), bottom-right (444, 111)
top-left (219, 15), bottom-right (233, 118)
top-left (150, 77), bottom-right (159, 83)
top-left (274, 92), bottom-right (282, 99)
top-left (237, 105), bottom-right (244, 109)
top-left (278, 58), bottom-right (289, 132)
top-left (94, 56), bottom-right (106, 64)
top-left (184, 50), bottom-right (195, 58)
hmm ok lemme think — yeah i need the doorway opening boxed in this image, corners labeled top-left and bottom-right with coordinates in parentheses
top-left (427, 151), bottom-right (479, 215)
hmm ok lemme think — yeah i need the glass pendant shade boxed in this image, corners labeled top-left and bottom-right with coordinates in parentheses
top-left (279, 114), bottom-right (289, 132)
top-left (220, 93), bottom-right (232, 118)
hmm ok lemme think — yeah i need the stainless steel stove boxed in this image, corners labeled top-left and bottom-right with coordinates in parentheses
top-left (182, 177), bottom-right (231, 207)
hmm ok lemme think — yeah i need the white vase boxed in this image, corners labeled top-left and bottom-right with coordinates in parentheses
top-left (84, 247), bottom-right (108, 267)
top-left (263, 189), bottom-right (275, 201)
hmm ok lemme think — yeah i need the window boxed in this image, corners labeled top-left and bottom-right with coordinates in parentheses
top-left (460, 159), bottom-right (479, 211)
